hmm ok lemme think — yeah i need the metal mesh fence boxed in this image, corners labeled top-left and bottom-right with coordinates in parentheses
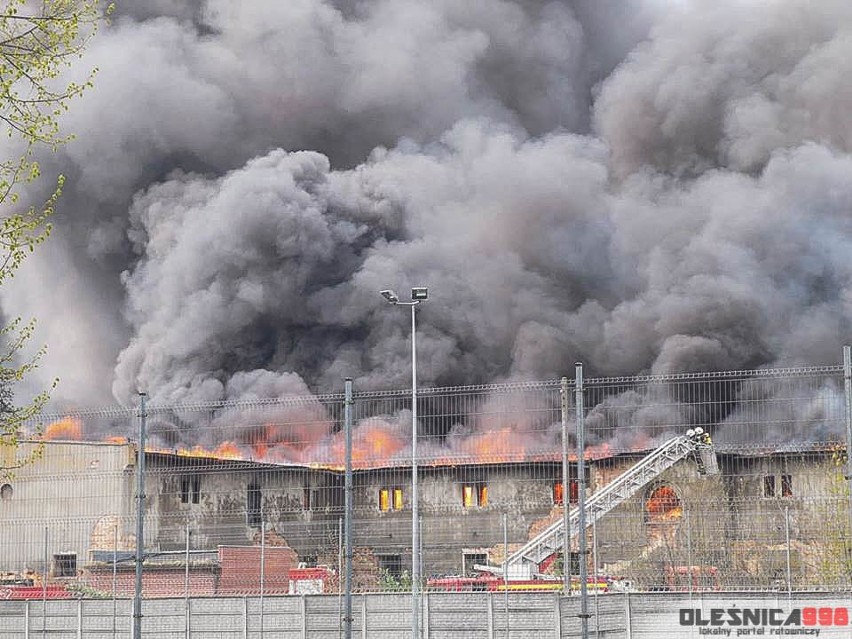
top-left (1, 363), bottom-right (851, 603)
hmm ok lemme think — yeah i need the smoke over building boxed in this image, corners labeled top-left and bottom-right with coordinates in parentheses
top-left (2, 0), bottom-right (852, 416)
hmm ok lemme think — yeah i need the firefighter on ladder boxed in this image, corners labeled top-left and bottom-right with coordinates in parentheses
top-left (687, 427), bottom-right (712, 446)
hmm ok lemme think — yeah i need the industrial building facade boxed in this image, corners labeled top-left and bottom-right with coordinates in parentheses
top-left (1, 364), bottom-right (851, 596)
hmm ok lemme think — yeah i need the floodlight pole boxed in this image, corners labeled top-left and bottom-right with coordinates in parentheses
top-left (380, 287), bottom-right (426, 639)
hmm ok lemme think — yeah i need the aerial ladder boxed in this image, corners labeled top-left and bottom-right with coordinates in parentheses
top-left (485, 429), bottom-right (718, 580)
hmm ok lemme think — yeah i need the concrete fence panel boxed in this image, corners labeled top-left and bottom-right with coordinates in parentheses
top-left (6, 591), bottom-right (852, 639)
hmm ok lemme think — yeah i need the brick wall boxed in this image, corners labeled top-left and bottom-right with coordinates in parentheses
top-left (84, 566), bottom-right (218, 597)
top-left (216, 545), bottom-right (296, 595)
top-left (83, 545), bottom-right (297, 597)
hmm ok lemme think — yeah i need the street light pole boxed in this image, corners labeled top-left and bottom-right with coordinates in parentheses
top-left (380, 286), bottom-right (428, 639)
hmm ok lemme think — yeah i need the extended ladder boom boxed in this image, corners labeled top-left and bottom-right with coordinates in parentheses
top-left (501, 431), bottom-right (717, 579)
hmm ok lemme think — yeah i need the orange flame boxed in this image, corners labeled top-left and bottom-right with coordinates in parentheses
top-left (143, 441), bottom-right (246, 462)
top-left (352, 422), bottom-right (406, 464)
top-left (82, 410), bottom-right (654, 468)
top-left (42, 417), bottom-right (83, 441)
top-left (459, 427), bottom-right (527, 462)
top-left (212, 441), bottom-right (242, 459)
top-left (646, 485), bottom-right (682, 520)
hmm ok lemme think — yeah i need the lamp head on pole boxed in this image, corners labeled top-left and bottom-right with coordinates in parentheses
top-left (380, 289), bottom-right (399, 304)
top-left (411, 287), bottom-right (428, 301)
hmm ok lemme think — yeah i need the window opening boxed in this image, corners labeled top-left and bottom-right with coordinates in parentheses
top-left (553, 481), bottom-right (564, 505)
top-left (462, 483), bottom-right (488, 508)
top-left (462, 552), bottom-right (487, 577)
top-left (553, 480), bottom-right (578, 506)
top-left (763, 475), bottom-right (776, 498)
top-left (377, 554), bottom-right (403, 578)
top-left (781, 474), bottom-right (792, 497)
top-left (180, 475), bottom-right (200, 504)
top-left (247, 482), bottom-right (262, 526)
top-left (379, 487), bottom-right (404, 511)
top-left (646, 485), bottom-right (682, 522)
top-left (54, 553), bottom-right (77, 578)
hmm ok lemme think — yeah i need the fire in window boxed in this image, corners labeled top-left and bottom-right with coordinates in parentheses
top-left (378, 487), bottom-right (404, 512)
top-left (180, 475), bottom-right (201, 504)
top-left (53, 553), bottom-right (77, 578)
top-left (645, 485), bottom-right (682, 522)
top-left (781, 474), bottom-right (792, 497)
top-left (553, 480), bottom-right (578, 506)
top-left (462, 483), bottom-right (488, 508)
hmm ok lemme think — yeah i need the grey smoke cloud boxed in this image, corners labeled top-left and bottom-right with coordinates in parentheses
top-left (3, 0), bottom-right (852, 412)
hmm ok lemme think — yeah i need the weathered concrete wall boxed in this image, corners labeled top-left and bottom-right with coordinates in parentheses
top-left (724, 450), bottom-right (848, 589)
top-left (146, 456), bottom-right (342, 559)
top-left (352, 462), bottom-right (569, 575)
top-left (0, 441), bottom-right (134, 574)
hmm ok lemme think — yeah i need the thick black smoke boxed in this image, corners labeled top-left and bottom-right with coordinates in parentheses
top-left (3, 0), bottom-right (852, 409)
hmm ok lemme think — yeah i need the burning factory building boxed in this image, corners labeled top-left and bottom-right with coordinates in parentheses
top-left (1, 366), bottom-right (850, 597)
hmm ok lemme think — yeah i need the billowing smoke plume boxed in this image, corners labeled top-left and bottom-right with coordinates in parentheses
top-left (3, 0), bottom-right (852, 411)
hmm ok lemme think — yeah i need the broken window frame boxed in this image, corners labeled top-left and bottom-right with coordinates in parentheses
top-left (53, 553), bottom-right (77, 578)
top-left (763, 475), bottom-right (776, 498)
top-left (780, 473), bottom-right (793, 497)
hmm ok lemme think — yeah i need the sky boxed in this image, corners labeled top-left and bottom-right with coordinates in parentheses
top-left (5, 0), bottom-right (852, 411)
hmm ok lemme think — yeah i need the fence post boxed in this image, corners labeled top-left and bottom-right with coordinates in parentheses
top-left (575, 362), bottom-right (590, 639)
top-left (785, 505), bottom-right (792, 603)
top-left (844, 346), bottom-right (852, 570)
top-left (487, 592), bottom-right (494, 639)
top-left (78, 599), bottom-right (83, 639)
top-left (25, 599), bottom-right (30, 639)
top-left (361, 596), bottom-right (367, 637)
top-left (624, 593), bottom-right (632, 639)
top-left (561, 376), bottom-right (570, 594)
top-left (242, 597), bottom-right (248, 639)
top-left (344, 378), bottom-right (354, 639)
top-left (300, 595), bottom-right (307, 639)
top-left (554, 593), bottom-right (562, 639)
top-left (423, 591), bottom-right (430, 638)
